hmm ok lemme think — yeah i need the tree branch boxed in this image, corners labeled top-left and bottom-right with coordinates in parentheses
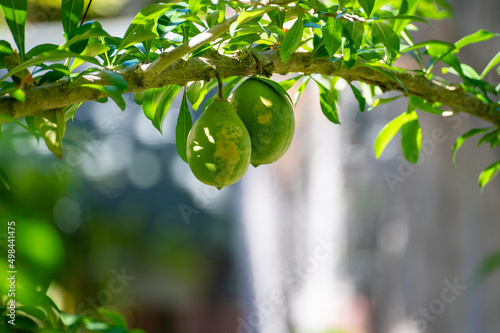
top-left (1, 49), bottom-right (498, 127)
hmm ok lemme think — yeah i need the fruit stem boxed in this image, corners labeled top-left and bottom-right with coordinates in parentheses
top-left (215, 70), bottom-right (224, 100)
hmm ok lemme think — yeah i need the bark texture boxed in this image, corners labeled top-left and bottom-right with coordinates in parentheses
top-left (1, 49), bottom-right (499, 127)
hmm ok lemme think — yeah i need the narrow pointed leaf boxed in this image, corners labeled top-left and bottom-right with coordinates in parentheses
top-left (372, 21), bottom-right (400, 61)
top-left (401, 109), bottom-right (421, 164)
top-left (374, 112), bottom-right (407, 158)
top-left (316, 80), bottom-right (339, 124)
top-left (280, 14), bottom-right (303, 63)
top-left (451, 127), bottom-right (490, 164)
top-left (480, 51), bottom-right (500, 79)
top-left (176, 91), bottom-right (192, 163)
top-left (0, 0), bottom-right (27, 59)
top-left (479, 160), bottom-right (500, 189)
top-left (348, 82), bottom-right (366, 112)
top-left (61, 0), bottom-right (84, 36)
top-left (34, 109), bottom-right (66, 159)
top-left (455, 29), bottom-right (500, 50)
top-left (358, 0), bottom-right (374, 17)
top-left (322, 17), bottom-right (342, 58)
top-left (293, 76), bottom-right (311, 105)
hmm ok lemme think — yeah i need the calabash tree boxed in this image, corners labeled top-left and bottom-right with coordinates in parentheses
top-left (1, 0), bottom-right (500, 189)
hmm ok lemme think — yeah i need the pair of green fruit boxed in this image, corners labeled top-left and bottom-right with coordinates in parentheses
top-left (186, 77), bottom-right (295, 189)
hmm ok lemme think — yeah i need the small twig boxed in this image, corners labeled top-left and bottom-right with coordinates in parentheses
top-left (80, 0), bottom-right (93, 26)
top-left (215, 70), bottom-right (224, 99)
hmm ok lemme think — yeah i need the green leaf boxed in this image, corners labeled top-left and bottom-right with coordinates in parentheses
top-left (188, 0), bottom-right (203, 16)
top-left (374, 112), bottom-right (407, 158)
top-left (316, 80), bottom-right (339, 124)
top-left (175, 90), bottom-right (192, 163)
top-left (410, 96), bottom-right (443, 114)
top-left (34, 109), bottom-right (66, 159)
top-left (279, 75), bottom-right (303, 91)
top-left (341, 20), bottom-right (364, 49)
top-left (98, 309), bottom-right (127, 329)
top-left (401, 109), bottom-right (421, 164)
top-left (0, 167), bottom-right (10, 190)
top-left (80, 84), bottom-right (127, 111)
top-left (479, 160), bottom-right (500, 189)
top-left (0, 0), bottom-right (27, 59)
top-left (358, 0), bottom-right (374, 17)
top-left (371, 21), bottom-right (400, 61)
top-left (134, 91), bottom-right (145, 105)
top-left (61, 0), bottom-right (84, 37)
top-left (70, 43), bottom-right (110, 70)
top-left (186, 81), bottom-right (203, 105)
top-left (348, 82), bottom-right (366, 112)
top-left (157, 8), bottom-right (187, 38)
top-left (17, 305), bottom-right (48, 322)
top-left (293, 76), bottom-right (310, 105)
top-left (369, 95), bottom-right (403, 111)
top-left (480, 51), bottom-right (500, 79)
top-left (322, 17), bottom-right (342, 58)
top-left (64, 103), bottom-right (81, 121)
top-left (142, 85), bottom-right (181, 133)
top-left (401, 39), bottom-right (455, 53)
top-left (362, 63), bottom-right (408, 94)
top-left (104, 70), bottom-right (128, 93)
top-left (25, 43), bottom-right (59, 59)
top-left (451, 127), bottom-right (490, 164)
top-left (377, 15), bottom-right (430, 26)
top-left (120, 4), bottom-right (172, 50)
top-left (0, 40), bottom-right (13, 68)
top-left (0, 50), bottom-right (101, 82)
top-left (231, 7), bottom-right (272, 36)
top-left (474, 249), bottom-right (500, 283)
top-left (455, 29), bottom-right (500, 50)
top-left (280, 14), bottom-right (303, 63)
top-left (60, 22), bottom-right (111, 50)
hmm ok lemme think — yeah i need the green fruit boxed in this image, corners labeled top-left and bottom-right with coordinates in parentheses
top-left (230, 78), bottom-right (295, 167)
top-left (187, 99), bottom-right (251, 189)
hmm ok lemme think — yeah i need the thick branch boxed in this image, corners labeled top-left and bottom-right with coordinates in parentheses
top-left (1, 49), bottom-right (498, 127)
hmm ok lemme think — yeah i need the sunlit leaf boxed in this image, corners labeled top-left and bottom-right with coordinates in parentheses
top-left (479, 159), bottom-right (500, 189)
top-left (279, 75), bottom-right (303, 91)
top-left (480, 51), bottom-right (500, 79)
top-left (142, 85), bottom-right (181, 133)
top-left (280, 14), bottom-right (303, 63)
top-left (61, 0), bottom-right (84, 37)
top-left (34, 108), bottom-right (66, 159)
top-left (322, 17), bottom-right (342, 58)
top-left (358, 0), bottom-right (374, 17)
top-left (0, 50), bottom-right (101, 82)
top-left (455, 29), bottom-right (500, 50)
top-left (348, 82), bottom-right (366, 112)
top-left (401, 109), bottom-right (421, 164)
top-left (0, 0), bottom-right (27, 59)
top-left (374, 112), bottom-right (407, 158)
top-left (316, 80), bottom-right (339, 124)
top-left (372, 21), bottom-right (400, 61)
top-left (293, 76), bottom-right (311, 105)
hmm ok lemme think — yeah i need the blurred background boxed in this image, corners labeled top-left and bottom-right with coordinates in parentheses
top-left (1, 0), bottom-right (500, 332)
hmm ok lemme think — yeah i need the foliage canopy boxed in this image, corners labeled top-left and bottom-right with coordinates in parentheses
top-left (0, 0), bottom-right (500, 187)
